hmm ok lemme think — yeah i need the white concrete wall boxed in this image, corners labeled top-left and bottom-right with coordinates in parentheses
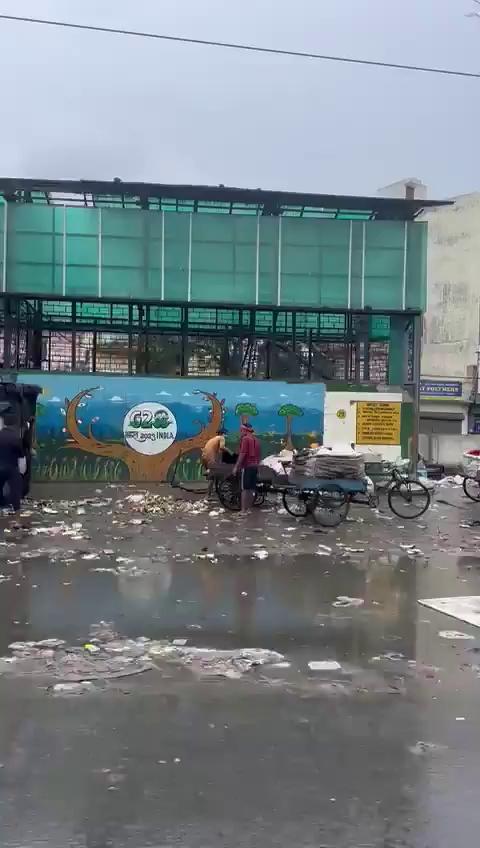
top-left (324, 391), bottom-right (404, 461)
top-left (378, 178), bottom-right (427, 200)
top-left (421, 194), bottom-right (480, 381)
top-left (419, 433), bottom-right (480, 467)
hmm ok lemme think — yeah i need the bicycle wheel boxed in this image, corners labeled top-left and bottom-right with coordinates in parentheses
top-left (283, 487), bottom-right (317, 517)
top-left (217, 476), bottom-right (241, 511)
top-left (463, 476), bottom-right (480, 502)
top-left (387, 479), bottom-right (430, 519)
top-left (313, 486), bottom-right (350, 527)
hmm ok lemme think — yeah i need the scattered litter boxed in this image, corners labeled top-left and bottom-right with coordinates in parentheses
top-left (371, 652), bottom-right (406, 662)
top-left (308, 660), bottom-right (341, 671)
top-left (456, 716), bottom-right (466, 721)
top-left (436, 475), bottom-right (463, 488)
top-left (9, 639), bottom-right (65, 652)
top-left (51, 681), bottom-right (96, 696)
top-left (2, 625), bottom-right (154, 684)
top-left (208, 509), bottom-right (224, 518)
top-left (125, 494), bottom-right (144, 504)
top-left (332, 596), bottom-right (364, 608)
top-left (172, 638), bottom-right (188, 646)
top-left (36, 638), bottom-right (66, 649)
top-left (438, 630), bottom-right (475, 640)
top-left (271, 662), bottom-right (291, 669)
top-left (83, 643), bottom-right (100, 654)
top-left (148, 643), bottom-right (283, 679)
top-left (253, 549), bottom-right (269, 560)
top-left (408, 741), bottom-right (446, 756)
top-left (343, 547), bottom-right (365, 554)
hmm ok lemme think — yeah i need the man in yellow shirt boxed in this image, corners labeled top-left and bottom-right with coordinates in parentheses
top-left (202, 428), bottom-right (230, 495)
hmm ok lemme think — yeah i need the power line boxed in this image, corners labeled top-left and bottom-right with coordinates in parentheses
top-left (0, 12), bottom-right (479, 79)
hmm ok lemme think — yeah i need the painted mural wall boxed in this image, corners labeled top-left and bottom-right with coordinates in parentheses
top-left (20, 373), bottom-right (325, 483)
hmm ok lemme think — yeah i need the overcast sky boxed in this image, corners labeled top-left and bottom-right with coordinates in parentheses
top-left (0, 0), bottom-right (478, 198)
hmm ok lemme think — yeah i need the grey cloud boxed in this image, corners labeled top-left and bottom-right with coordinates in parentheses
top-left (0, 0), bottom-right (477, 197)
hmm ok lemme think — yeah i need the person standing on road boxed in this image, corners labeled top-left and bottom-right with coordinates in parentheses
top-left (234, 423), bottom-right (260, 512)
top-left (0, 402), bottom-right (24, 512)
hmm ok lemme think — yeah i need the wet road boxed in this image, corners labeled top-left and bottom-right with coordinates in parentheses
top-left (1, 482), bottom-right (480, 847)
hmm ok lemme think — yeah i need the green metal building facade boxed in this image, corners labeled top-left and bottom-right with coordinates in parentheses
top-left (0, 179), bottom-right (444, 385)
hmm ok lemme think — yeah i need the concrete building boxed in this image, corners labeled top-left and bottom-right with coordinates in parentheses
top-left (376, 179), bottom-right (479, 461)
top-left (420, 192), bottom-right (480, 452)
top-left (377, 178), bottom-right (428, 202)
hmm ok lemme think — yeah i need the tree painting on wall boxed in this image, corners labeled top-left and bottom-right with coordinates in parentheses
top-left (278, 403), bottom-right (303, 450)
top-left (235, 402), bottom-right (258, 425)
top-left (64, 388), bottom-right (224, 482)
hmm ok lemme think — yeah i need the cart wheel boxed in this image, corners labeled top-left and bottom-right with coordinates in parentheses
top-left (463, 476), bottom-right (480, 502)
top-left (312, 486), bottom-right (350, 527)
top-left (387, 479), bottom-right (431, 519)
top-left (253, 491), bottom-right (266, 507)
top-left (283, 488), bottom-right (317, 517)
top-left (217, 476), bottom-right (241, 511)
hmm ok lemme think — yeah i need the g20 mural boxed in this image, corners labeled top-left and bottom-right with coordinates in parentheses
top-left (24, 375), bottom-right (325, 483)
top-left (65, 387), bottom-right (223, 481)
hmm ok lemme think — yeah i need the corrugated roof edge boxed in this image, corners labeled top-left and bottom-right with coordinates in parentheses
top-left (0, 177), bottom-right (453, 220)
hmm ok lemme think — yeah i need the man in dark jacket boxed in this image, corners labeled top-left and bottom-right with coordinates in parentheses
top-left (0, 402), bottom-right (24, 511)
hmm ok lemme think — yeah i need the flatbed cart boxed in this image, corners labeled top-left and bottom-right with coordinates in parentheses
top-left (215, 457), bottom-right (431, 526)
top-left (212, 460), bottom-right (356, 525)
top-left (282, 476), bottom-right (366, 526)
top-left (284, 461), bottom-right (431, 525)
top-left (214, 468), bottom-right (363, 526)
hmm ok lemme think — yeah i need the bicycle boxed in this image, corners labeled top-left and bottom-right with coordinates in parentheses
top-left (463, 474), bottom-right (480, 502)
top-left (374, 461), bottom-right (431, 519)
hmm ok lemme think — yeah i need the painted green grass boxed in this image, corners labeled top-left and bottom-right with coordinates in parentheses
top-left (34, 444), bottom-right (128, 482)
top-left (33, 433), bottom-right (314, 482)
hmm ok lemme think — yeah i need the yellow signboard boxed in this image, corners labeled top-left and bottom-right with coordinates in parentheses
top-left (356, 401), bottom-right (401, 446)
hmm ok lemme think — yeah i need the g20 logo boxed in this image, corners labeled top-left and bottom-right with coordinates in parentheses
top-left (123, 403), bottom-right (177, 455)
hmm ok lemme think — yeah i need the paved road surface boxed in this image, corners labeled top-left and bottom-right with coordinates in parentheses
top-left (0, 482), bottom-right (479, 847)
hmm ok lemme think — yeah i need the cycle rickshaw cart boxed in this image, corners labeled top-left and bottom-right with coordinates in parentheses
top-left (215, 458), bottom-right (432, 527)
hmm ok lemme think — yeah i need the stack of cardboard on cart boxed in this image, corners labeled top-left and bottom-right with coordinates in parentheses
top-left (292, 446), bottom-right (365, 480)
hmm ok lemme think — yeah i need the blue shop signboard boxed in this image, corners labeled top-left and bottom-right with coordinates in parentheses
top-left (420, 380), bottom-right (462, 398)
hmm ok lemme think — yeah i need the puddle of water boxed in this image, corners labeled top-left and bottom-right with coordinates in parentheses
top-left (0, 551), bottom-right (418, 669)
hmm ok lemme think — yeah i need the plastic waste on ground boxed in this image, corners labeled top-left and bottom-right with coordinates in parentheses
top-left (308, 660), bottom-right (342, 671)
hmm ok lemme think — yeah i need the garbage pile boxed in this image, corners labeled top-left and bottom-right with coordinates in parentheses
top-left (1, 632), bottom-right (153, 682)
top-left (292, 446), bottom-right (365, 480)
top-left (0, 621), bottom-right (284, 689)
top-left (25, 491), bottom-right (210, 520)
top-left (123, 492), bottom-right (209, 516)
top-left (149, 642), bottom-right (284, 679)
top-left (462, 449), bottom-right (480, 478)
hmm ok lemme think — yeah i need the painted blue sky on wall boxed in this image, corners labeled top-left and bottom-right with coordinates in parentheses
top-left (21, 374), bottom-right (325, 443)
